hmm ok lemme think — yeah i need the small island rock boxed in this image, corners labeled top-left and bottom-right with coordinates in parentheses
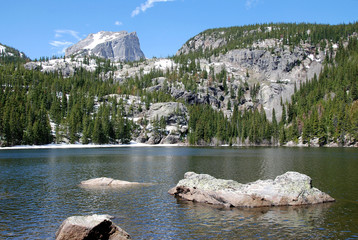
top-left (55, 214), bottom-right (131, 240)
top-left (169, 171), bottom-right (335, 208)
top-left (80, 177), bottom-right (141, 187)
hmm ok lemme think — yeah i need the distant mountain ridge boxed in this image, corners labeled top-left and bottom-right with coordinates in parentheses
top-left (0, 43), bottom-right (29, 63)
top-left (65, 31), bottom-right (145, 62)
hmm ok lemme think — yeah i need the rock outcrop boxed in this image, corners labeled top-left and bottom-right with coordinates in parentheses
top-left (55, 214), bottom-right (131, 240)
top-left (65, 31), bottom-right (145, 62)
top-left (169, 172), bottom-right (335, 208)
top-left (80, 177), bottom-right (142, 188)
top-left (146, 102), bottom-right (188, 125)
top-left (139, 102), bottom-right (188, 144)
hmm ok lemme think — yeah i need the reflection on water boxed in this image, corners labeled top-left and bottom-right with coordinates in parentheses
top-left (174, 200), bottom-right (337, 239)
top-left (0, 147), bottom-right (357, 239)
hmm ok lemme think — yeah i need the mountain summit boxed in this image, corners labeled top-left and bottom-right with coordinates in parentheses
top-left (65, 31), bottom-right (145, 62)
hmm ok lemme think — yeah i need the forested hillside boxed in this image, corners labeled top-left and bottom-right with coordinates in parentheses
top-left (176, 22), bottom-right (358, 60)
top-left (0, 43), bottom-right (29, 64)
top-left (0, 22), bottom-right (357, 147)
top-left (186, 38), bottom-right (358, 146)
top-left (284, 37), bottom-right (358, 146)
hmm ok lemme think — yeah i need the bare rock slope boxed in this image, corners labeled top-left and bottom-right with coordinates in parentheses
top-left (65, 31), bottom-right (145, 62)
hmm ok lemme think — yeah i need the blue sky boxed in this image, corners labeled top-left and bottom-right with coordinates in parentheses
top-left (1, 0), bottom-right (357, 59)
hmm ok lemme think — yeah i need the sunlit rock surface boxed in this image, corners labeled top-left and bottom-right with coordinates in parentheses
top-left (55, 214), bottom-right (131, 240)
top-left (169, 171), bottom-right (335, 207)
top-left (80, 177), bottom-right (142, 188)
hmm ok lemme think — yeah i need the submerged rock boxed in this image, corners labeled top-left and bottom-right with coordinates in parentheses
top-left (169, 172), bottom-right (335, 208)
top-left (80, 177), bottom-right (141, 187)
top-left (55, 214), bottom-right (131, 240)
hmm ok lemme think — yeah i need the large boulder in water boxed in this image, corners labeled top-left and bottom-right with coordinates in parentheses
top-left (55, 214), bottom-right (131, 240)
top-left (169, 172), bottom-right (335, 208)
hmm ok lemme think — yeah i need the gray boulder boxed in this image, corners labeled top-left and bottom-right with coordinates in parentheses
top-left (80, 177), bottom-right (141, 188)
top-left (24, 62), bottom-right (41, 71)
top-left (160, 134), bottom-right (180, 144)
top-left (55, 214), bottom-right (131, 240)
top-left (146, 134), bottom-right (162, 145)
top-left (169, 172), bottom-right (335, 208)
top-left (146, 102), bottom-right (188, 125)
top-left (65, 31), bottom-right (145, 62)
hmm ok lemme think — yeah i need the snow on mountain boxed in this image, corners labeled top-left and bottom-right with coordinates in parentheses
top-left (86, 31), bottom-right (128, 50)
top-left (65, 31), bottom-right (145, 62)
top-left (0, 44), bottom-right (6, 53)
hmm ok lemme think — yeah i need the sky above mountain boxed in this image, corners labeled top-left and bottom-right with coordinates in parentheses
top-left (1, 0), bottom-right (357, 59)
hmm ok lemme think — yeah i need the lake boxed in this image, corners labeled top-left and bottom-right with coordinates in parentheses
top-left (0, 147), bottom-right (357, 239)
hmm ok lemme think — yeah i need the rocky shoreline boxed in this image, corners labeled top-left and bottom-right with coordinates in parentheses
top-left (1, 139), bottom-right (357, 150)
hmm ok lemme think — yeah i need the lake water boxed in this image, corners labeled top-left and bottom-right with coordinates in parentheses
top-left (0, 147), bottom-right (357, 239)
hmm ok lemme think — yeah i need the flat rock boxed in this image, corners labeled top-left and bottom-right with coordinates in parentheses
top-left (80, 177), bottom-right (142, 188)
top-left (169, 172), bottom-right (335, 208)
top-left (55, 214), bottom-right (131, 240)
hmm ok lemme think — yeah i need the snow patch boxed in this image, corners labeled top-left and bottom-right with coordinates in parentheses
top-left (86, 31), bottom-right (127, 50)
top-left (166, 126), bottom-right (178, 133)
top-left (0, 45), bottom-right (6, 53)
top-left (154, 59), bottom-right (175, 70)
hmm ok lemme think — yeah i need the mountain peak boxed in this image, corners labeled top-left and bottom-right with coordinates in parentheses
top-left (65, 31), bottom-right (145, 62)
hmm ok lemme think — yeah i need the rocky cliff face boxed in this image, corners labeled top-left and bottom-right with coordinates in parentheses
top-left (65, 31), bottom-right (145, 62)
top-left (176, 31), bottom-right (327, 120)
top-left (201, 44), bottom-right (324, 120)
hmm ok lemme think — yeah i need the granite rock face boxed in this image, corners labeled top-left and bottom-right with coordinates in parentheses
top-left (140, 102), bottom-right (188, 144)
top-left (55, 214), bottom-right (131, 240)
top-left (65, 31), bottom-right (145, 62)
top-left (146, 102), bottom-right (188, 125)
top-left (176, 30), bottom-right (326, 121)
top-left (169, 172), bottom-right (335, 208)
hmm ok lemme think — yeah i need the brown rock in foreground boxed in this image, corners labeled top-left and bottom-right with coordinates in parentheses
top-left (169, 172), bottom-right (335, 208)
top-left (55, 214), bottom-right (131, 240)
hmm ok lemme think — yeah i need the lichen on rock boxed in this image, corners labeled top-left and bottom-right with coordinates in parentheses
top-left (169, 171), bottom-right (335, 208)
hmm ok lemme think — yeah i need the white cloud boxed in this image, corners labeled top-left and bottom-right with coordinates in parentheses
top-left (246, 0), bottom-right (259, 9)
top-left (54, 29), bottom-right (81, 41)
top-left (50, 29), bottom-right (81, 55)
top-left (50, 41), bottom-right (73, 47)
top-left (131, 0), bottom-right (174, 17)
top-left (49, 41), bottom-right (73, 54)
top-left (245, 0), bottom-right (259, 9)
top-left (115, 21), bottom-right (123, 26)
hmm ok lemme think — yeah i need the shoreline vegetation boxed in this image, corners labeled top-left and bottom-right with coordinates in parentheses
top-left (1, 138), bottom-right (357, 150)
top-left (0, 141), bottom-right (181, 150)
